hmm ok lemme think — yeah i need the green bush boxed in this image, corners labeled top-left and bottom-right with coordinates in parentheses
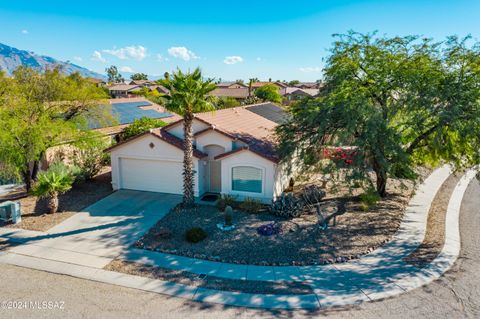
top-left (118, 117), bottom-right (166, 141)
top-left (216, 96), bottom-right (240, 109)
top-left (359, 188), bottom-right (381, 211)
top-left (239, 197), bottom-right (263, 213)
top-left (216, 194), bottom-right (237, 211)
top-left (73, 132), bottom-right (110, 181)
top-left (32, 162), bottom-right (78, 214)
top-left (185, 227), bottom-right (208, 243)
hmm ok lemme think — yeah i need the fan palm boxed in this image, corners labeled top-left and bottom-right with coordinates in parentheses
top-left (32, 162), bottom-right (76, 214)
top-left (163, 68), bottom-right (216, 208)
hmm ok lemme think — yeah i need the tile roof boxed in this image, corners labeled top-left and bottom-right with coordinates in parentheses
top-left (108, 84), bottom-right (141, 91)
top-left (216, 82), bottom-right (247, 88)
top-left (284, 87), bottom-right (319, 96)
top-left (210, 87), bottom-right (249, 98)
top-left (105, 128), bottom-right (208, 159)
top-left (195, 106), bottom-right (279, 162)
top-left (105, 102), bottom-right (284, 163)
top-left (250, 82), bottom-right (287, 88)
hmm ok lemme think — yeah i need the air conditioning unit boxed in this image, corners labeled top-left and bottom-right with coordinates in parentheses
top-left (0, 201), bottom-right (21, 224)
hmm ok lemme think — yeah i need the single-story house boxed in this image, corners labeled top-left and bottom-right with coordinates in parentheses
top-left (108, 84), bottom-right (142, 98)
top-left (250, 82), bottom-right (288, 95)
top-left (216, 82), bottom-right (248, 89)
top-left (283, 87), bottom-right (319, 102)
top-left (294, 82), bottom-right (321, 89)
top-left (129, 80), bottom-right (155, 86)
top-left (105, 104), bottom-right (293, 203)
top-left (209, 87), bottom-right (249, 101)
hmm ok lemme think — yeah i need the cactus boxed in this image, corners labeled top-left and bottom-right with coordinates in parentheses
top-left (224, 205), bottom-right (233, 226)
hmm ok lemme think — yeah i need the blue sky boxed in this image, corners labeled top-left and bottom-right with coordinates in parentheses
top-left (1, 0), bottom-right (479, 81)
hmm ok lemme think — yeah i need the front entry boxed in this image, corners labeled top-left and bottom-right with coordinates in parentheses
top-left (209, 160), bottom-right (221, 193)
top-left (203, 145), bottom-right (225, 193)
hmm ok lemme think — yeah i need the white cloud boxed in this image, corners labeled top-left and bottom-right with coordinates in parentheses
top-left (73, 56), bottom-right (83, 62)
top-left (119, 66), bottom-right (134, 73)
top-left (102, 45), bottom-right (147, 60)
top-left (299, 66), bottom-right (322, 73)
top-left (91, 51), bottom-right (106, 62)
top-left (223, 56), bottom-right (243, 65)
top-left (256, 57), bottom-right (262, 61)
top-left (21, 29), bottom-right (28, 35)
top-left (167, 46), bottom-right (199, 61)
top-left (156, 54), bottom-right (169, 62)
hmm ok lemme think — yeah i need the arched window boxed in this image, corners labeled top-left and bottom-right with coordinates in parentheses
top-left (232, 166), bottom-right (262, 193)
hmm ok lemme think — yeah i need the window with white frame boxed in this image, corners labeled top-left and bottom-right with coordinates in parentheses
top-left (231, 166), bottom-right (262, 193)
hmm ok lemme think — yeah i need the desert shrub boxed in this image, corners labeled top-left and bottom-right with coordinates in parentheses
top-left (216, 194), bottom-right (237, 211)
top-left (216, 96), bottom-right (240, 109)
top-left (239, 197), bottom-right (263, 213)
top-left (359, 188), bottom-right (381, 211)
top-left (185, 227), bottom-right (208, 243)
top-left (72, 132), bottom-right (110, 181)
top-left (118, 117), bottom-right (166, 141)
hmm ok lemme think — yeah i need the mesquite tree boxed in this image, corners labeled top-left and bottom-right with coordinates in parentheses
top-left (277, 32), bottom-right (480, 197)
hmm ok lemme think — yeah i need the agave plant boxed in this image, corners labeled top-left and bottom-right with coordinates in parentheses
top-left (32, 162), bottom-right (78, 214)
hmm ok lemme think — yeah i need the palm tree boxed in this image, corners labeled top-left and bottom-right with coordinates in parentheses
top-left (164, 68), bottom-right (216, 208)
top-left (32, 163), bottom-right (76, 214)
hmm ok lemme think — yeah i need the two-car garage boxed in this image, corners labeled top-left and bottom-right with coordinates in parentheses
top-left (118, 158), bottom-right (183, 194)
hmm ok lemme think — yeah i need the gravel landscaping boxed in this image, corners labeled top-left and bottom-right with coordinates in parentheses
top-left (0, 168), bottom-right (113, 232)
top-left (404, 173), bottom-right (462, 267)
top-left (137, 170), bottom-right (429, 266)
top-left (105, 259), bottom-right (314, 295)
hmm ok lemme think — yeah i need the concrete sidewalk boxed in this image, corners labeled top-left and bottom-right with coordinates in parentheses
top-left (0, 190), bottom-right (181, 268)
top-left (0, 166), bottom-right (477, 309)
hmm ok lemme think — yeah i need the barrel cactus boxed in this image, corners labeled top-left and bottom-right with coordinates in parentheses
top-left (224, 205), bottom-right (233, 226)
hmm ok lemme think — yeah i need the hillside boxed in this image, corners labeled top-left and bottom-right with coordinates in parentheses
top-left (0, 42), bottom-right (105, 79)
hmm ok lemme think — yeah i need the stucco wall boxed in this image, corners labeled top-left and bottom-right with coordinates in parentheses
top-left (219, 150), bottom-right (276, 203)
top-left (195, 130), bottom-right (233, 153)
top-left (166, 119), bottom-right (210, 139)
top-left (109, 134), bottom-right (200, 196)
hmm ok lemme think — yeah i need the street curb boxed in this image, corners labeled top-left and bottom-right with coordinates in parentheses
top-left (0, 166), bottom-right (477, 309)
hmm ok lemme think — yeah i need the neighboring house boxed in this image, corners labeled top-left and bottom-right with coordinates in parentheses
top-left (250, 82), bottom-right (288, 95)
top-left (209, 87), bottom-right (249, 101)
top-left (294, 82), bottom-right (321, 89)
top-left (216, 82), bottom-right (248, 89)
top-left (283, 87), bottom-right (319, 102)
top-left (108, 84), bottom-right (142, 98)
top-left (129, 80), bottom-right (155, 86)
top-left (87, 77), bottom-right (107, 87)
top-left (148, 84), bottom-right (170, 95)
top-left (106, 104), bottom-right (293, 203)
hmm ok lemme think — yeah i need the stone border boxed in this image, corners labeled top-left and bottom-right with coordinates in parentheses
top-left (0, 166), bottom-right (477, 309)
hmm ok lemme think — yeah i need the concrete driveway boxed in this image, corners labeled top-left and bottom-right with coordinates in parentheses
top-left (8, 190), bottom-right (181, 268)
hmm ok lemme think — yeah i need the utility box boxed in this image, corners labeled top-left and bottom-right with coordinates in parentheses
top-left (0, 201), bottom-right (21, 224)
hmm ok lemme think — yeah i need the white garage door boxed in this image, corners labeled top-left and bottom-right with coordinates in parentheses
top-left (119, 158), bottom-right (183, 194)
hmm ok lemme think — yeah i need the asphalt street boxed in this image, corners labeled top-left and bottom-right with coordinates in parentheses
top-left (0, 178), bottom-right (478, 319)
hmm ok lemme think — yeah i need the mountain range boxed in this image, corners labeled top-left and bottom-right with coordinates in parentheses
top-left (0, 42), bottom-right (105, 79)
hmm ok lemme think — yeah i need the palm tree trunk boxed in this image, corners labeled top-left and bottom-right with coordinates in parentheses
top-left (182, 113), bottom-right (195, 208)
top-left (48, 192), bottom-right (59, 214)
